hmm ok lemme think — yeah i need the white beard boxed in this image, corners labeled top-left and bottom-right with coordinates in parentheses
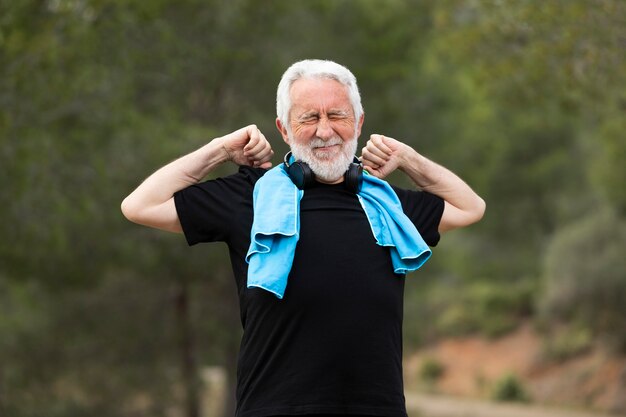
top-left (290, 134), bottom-right (359, 183)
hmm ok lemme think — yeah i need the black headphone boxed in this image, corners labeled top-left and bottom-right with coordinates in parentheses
top-left (283, 151), bottom-right (363, 193)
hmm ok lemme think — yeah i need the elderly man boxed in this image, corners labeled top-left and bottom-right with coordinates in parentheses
top-left (122, 59), bottom-right (485, 417)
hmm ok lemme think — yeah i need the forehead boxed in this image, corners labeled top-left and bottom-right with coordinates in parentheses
top-left (289, 77), bottom-right (352, 113)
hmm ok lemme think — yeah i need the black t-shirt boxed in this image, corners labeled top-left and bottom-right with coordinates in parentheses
top-left (174, 166), bottom-right (444, 417)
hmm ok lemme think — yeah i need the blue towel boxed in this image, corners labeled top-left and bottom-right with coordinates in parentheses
top-left (245, 164), bottom-right (432, 299)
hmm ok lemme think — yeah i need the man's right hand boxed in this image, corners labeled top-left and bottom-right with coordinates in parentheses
top-left (220, 125), bottom-right (274, 169)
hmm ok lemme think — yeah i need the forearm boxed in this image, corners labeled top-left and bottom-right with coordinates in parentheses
top-left (121, 137), bottom-right (229, 230)
top-left (121, 124), bottom-right (274, 232)
top-left (400, 149), bottom-right (486, 232)
top-left (400, 150), bottom-right (466, 198)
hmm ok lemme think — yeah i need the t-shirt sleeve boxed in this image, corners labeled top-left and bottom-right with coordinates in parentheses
top-left (173, 167), bottom-right (263, 246)
top-left (393, 186), bottom-right (445, 247)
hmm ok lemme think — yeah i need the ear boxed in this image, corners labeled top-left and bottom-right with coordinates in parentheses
top-left (276, 118), bottom-right (290, 145)
top-left (356, 113), bottom-right (365, 137)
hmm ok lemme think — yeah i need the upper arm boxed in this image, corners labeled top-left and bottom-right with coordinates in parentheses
top-left (121, 196), bottom-right (183, 233)
top-left (439, 199), bottom-right (486, 233)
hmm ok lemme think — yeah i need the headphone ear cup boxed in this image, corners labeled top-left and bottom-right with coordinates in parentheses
top-left (288, 161), bottom-right (315, 190)
top-left (344, 163), bottom-right (363, 193)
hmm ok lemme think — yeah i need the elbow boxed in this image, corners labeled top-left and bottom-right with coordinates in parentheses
top-left (440, 197), bottom-right (486, 233)
top-left (471, 196), bottom-right (486, 225)
top-left (120, 196), bottom-right (181, 233)
top-left (121, 196), bottom-right (141, 224)
top-left (460, 196), bottom-right (487, 228)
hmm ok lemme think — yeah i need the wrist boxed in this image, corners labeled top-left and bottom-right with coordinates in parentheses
top-left (183, 138), bottom-right (231, 182)
top-left (397, 145), bottom-right (422, 174)
top-left (203, 136), bottom-right (232, 165)
top-left (399, 150), bottom-right (439, 189)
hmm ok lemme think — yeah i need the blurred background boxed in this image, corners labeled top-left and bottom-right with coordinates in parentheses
top-left (1, 0), bottom-right (625, 416)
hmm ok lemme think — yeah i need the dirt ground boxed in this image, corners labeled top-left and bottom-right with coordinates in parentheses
top-left (405, 392), bottom-right (618, 417)
top-left (404, 324), bottom-right (626, 416)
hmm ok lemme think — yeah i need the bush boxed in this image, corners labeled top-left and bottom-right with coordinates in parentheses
top-left (491, 373), bottom-right (530, 403)
top-left (542, 325), bottom-right (592, 362)
top-left (434, 280), bottom-right (536, 338)
top-left (419, 357), bottom-right (445, 384)
top-left (541, 208), bottom-right (626, 352)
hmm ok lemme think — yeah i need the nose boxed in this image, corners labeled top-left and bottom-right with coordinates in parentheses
top-left (316, 117), bottom-right (334, 140)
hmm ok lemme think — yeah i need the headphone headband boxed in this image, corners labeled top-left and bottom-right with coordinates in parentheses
top-left (283, 151), bottom-right (295, 168)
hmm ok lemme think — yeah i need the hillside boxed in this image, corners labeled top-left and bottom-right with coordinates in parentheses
top-left (405, 324), bottom-right (626, 415)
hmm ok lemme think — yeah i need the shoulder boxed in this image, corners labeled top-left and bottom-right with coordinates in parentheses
top-left (390, 185), bottom-right (445, 246)
top-left (237, 166), bottom-right (268, 185)
top-left (391, 185), bottom-right (444, 208)
top-left (175, 166), bottom-right (267, 209)
top-left (190, 166), bottom-right (267, 193)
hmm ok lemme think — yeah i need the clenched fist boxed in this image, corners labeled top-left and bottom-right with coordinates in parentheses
top-left (220, 125), bottom-right (274, 169)
top-left (361, 134), bottom-right (411, 179)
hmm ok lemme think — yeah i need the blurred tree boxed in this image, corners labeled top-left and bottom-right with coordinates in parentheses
top-left (0, 1), bottom-right (240, 415)
top-left (1, 0), bottom-right (624, 415)
top-left (541, 208), bottom-right (626, 352)
top-left (401, 0), bottom-right (625, 344)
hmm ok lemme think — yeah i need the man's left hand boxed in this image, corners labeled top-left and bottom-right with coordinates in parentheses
top-left (360, 134), bottom-right (409, 179)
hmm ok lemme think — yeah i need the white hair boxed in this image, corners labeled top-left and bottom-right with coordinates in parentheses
top-left (276, 59), bottom-right (364, 131)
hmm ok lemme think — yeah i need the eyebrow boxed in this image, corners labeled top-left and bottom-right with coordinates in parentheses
top-left (298, 111), bottom-right (319, 119)
top-left (328, 109), bottom-right (350, 116)
top-left (298, 109), bottom-right (350, 119)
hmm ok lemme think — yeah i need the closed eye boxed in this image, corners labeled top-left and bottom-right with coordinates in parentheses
top-left (329, 112), bottom-right (349, 120)
top-left (299, 113), bottom-right (319, 124)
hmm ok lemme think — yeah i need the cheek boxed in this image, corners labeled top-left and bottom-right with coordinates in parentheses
top-left (291, 124), bottom-right (315, 141)
top-left (335, 122), bottom-right (357, 138)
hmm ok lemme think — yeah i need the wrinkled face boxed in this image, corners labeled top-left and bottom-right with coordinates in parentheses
top-left (277, 77), bottom-right (364, 183)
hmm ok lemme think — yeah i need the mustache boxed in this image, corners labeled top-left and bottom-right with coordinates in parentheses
top-left (309, 137), bottom-right (344, 148)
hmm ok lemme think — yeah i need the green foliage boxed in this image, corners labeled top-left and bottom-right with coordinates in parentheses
top-left (491, 373), bottom-right (531, 403)
top-left (540, 207), bottom-right (626, 352)
top-left (588, 113), bottom-right (626, 213)
top-left (419, 357), bottom-right (445, 384)
top-left (433, 280), bottom-right (536, 339)
top-left (1, 0), bottom-right (625, 415)
top-left (418, 0), bottom-right (625, 281)
top-left (541, 325), bottom-right (593, 362)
